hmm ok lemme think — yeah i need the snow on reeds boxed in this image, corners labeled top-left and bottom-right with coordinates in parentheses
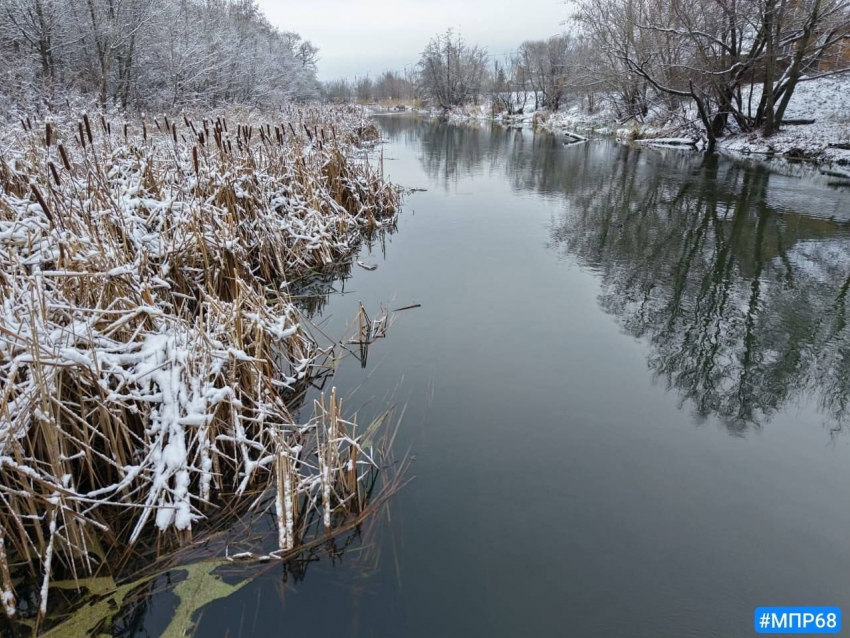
top-left (0, 105), bottom-right (399, 621)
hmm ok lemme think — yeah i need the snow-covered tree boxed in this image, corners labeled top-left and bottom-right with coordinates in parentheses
top-left (0, 0), bottom-right (319, 113)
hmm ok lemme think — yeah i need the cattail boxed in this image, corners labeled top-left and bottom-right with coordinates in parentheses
top-left (20, 118), bottom-right (27, 132)
top-left (153, 118), bottom-right (161, 132)
top-left (183, 114), bottom-right (191, 129)
top-left (142, 119), bottom-right (148, 143)
top-left (48, 161), bottom-right (61, 187)
top-left (78, 123), bottom-right (86, 149)
top-left (58, 143), bottom-right (71, 171)
top-left (198, 131), bottom-right (205, 147)
top-left (83, 114), bottom-right (93, 144)
top-left (164, 115), bottom-right (171, 132)
top-left (172, 123), bottom-right (177, 144)
top-left (192, 146), bottom-right (199, 175)
top-left (30, 184), bottom-right (54, 223)
top-left (124, 123), bottom-right (129, 140)
top-left (45, 122), bottom-right (52, 148)
top-left (100, 115), bottom-right (108, 135)
top-left (26, 116), bottom-right (31, 130)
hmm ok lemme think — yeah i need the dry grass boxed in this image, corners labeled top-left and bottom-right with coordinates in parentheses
top-left (0, 104), bottom-right (402, 629)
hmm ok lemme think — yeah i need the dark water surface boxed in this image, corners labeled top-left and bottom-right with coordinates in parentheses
top-left (197, 116), bottom-right (850, 637)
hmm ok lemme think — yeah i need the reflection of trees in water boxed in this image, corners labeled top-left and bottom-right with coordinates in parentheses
top-left (380, 115), bottom-right (850, 429)
top-left (380, 116), bottom-right (525, 190)
top-left (288, 227), bottom-right (396, 318)
top-left (550, 147), bottom-right (850, 431)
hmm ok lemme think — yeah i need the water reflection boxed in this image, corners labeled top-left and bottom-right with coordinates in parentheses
top-left (288, 227), bottom-right (396, 318)
top-left (553, 150), bottom-right (850, 430)
top-left (382, 116), bottom-right (850, 431)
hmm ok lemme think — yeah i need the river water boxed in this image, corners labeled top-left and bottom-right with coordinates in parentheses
top-left (191, 115), bottom-right (850, 637)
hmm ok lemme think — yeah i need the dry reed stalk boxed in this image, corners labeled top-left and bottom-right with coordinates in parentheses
top-left (0, 104), bottom-right (402, 625)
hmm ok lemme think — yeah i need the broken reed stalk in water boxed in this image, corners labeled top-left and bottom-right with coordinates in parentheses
top-left (0, 104), bottom-right (402, 625)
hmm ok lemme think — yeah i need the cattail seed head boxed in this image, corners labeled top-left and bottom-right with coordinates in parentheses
top-left (58, 143), bottom-right (71, 171)
top-left (30, 183), bottom-right (53, 223)
top-left (83, 114), bottom-right (93, 144)
top-left (48, 161), bottom-right (61, 186)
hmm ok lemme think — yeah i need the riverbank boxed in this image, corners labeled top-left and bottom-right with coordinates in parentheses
top-left (413, 75), bottom-right (850, 166)
top-left (0, 105), bottom-right (402, 633)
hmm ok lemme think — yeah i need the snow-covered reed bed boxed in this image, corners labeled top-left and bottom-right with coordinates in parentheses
top-left (0, 105), bottom-right (400, 623)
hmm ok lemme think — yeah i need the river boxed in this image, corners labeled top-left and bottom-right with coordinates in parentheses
top-left (185, 115), bottom-right (850, 637)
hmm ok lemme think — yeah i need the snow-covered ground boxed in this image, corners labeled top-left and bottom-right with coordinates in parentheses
top-left (419, 76), bottom-right (850, 165)
top-left (719, 76), bottom-right (850, 164)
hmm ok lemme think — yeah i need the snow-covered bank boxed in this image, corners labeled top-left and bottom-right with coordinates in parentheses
top-left (718, 77), bottom-right (850, 164)
top-left (415, 76), bottom-right (850, 165)
top-left (533, 76), bottom-right (850, 165)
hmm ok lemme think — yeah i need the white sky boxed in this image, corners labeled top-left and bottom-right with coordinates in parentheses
top-left (256, 0), bottom-right (569, 81)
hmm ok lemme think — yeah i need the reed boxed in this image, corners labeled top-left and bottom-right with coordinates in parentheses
top-left (0, 104), bottom-right (402, 629)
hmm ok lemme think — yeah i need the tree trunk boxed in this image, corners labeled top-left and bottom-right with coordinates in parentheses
top-left (762, 0), bottom-right (777, 136)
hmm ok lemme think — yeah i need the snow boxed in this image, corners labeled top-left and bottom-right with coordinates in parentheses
top-left (719, 76), bottom-right (850, 164)
top-left (421, 76), bottom-right (850, 166)
top-left (0, 105), bottom-right (397, 601)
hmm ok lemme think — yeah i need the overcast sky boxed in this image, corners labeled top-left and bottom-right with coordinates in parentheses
top-left (256, 0), bottom-right (568, 81)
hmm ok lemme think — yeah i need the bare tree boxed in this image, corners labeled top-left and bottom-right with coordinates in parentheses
top-left (575, 0), bottom-right (850, 146)
top-left (416, 29), bottom-right (488, 109)
top-left (354, 75), bottom-right (373, 102)
top-left (516, 35), bottom-right (575, 111)
top-left (490, 54), bottom-right (530, 115)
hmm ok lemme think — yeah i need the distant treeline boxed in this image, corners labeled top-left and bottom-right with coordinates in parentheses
top-left (323, 70), bottom-right (419, 104)
top-left (328, 0), bottom-right (850, 144)
top-left (0, 0), bottom-right (319, 114)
